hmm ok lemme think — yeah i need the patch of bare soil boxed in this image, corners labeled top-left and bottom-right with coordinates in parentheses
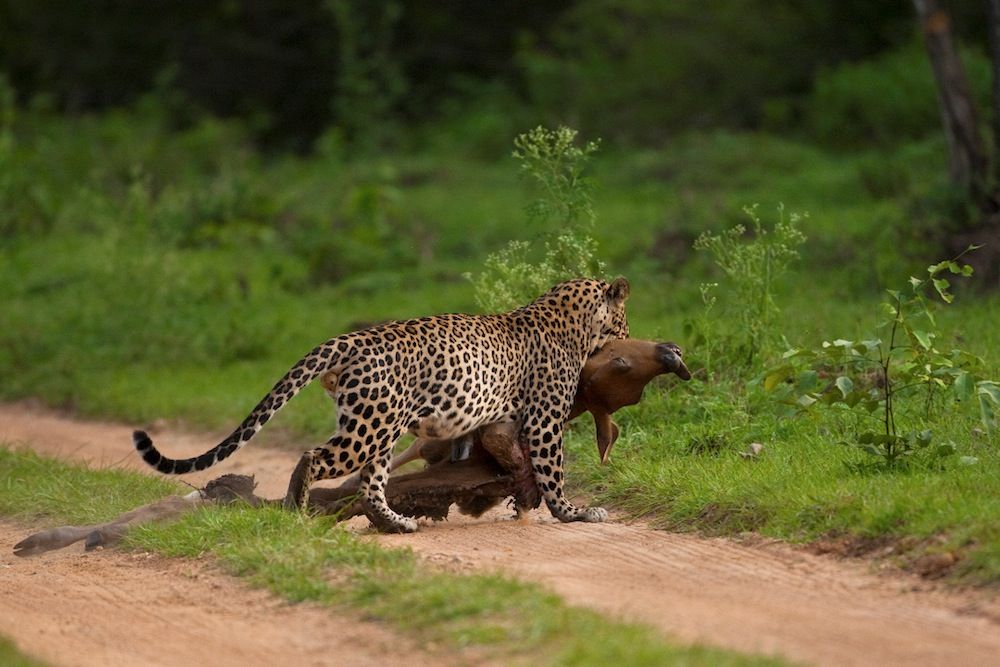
top-left (3, 402), bottom-right (1000, 667)
top-left (0, 524), bottom-right (456, 667)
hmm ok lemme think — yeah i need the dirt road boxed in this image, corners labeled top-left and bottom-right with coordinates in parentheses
top-left (2, 402), bottom-right (999, 666)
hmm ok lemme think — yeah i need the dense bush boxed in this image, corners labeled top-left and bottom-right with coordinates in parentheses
top-left (1, 0), bottom-right (950, 149)
top-left (515, 0), bottom-right (914, 143)
top-left (805, 44), bottom-right (993, 147)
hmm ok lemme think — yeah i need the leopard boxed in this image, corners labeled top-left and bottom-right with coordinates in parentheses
top-left (132, 277), bottom-right (630, 533)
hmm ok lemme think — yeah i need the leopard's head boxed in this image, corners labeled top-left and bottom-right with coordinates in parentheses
top-left (592, 277), bottom-right (630, 352)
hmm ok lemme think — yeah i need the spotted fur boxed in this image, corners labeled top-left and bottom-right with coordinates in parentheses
top-left (133, 277), bottom-right (630, 532)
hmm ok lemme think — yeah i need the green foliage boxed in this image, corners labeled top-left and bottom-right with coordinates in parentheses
top-left (513, 125), bottom-right (600, 228)
top-left (0, 446), bottom-right (181, 525)
top-left (0, 73), bottom-right (19, 234)
top-left (325, 0), bottom-right (406, 149)
top-left (767, 248), bottom-right (998, 466)
top-left (691, 204), bottom-right (807, 367)
top-left (805, 44), bottom-right (993, 147)
top-left (517, 0), bottom-right (914, 143)
top-left (469, 126), bottom-right (606, 312)
top-left (0, 637), bottom-right (49, 667)
top-left (470, 235), bottom-right (606, 314)
top-left (287, 172), bottom-right (419, 284)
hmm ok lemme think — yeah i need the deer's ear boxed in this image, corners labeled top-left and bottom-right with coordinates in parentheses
top-left (605, 277), bottom-right (630, 305)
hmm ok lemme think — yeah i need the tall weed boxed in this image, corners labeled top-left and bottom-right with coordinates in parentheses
top-left (690, 204), bottom-right (806, 368)
top-left (469, 126), bottom-right (607, 312)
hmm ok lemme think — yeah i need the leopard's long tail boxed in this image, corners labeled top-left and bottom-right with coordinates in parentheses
top-left (133, 338), bottom-right (352, 474)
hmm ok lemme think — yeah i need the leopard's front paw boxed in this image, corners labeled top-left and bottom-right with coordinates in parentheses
top-left (547, 498), bottom-right (609, 524)
top-left (580, 506), bottom-right (609, 523)
top-left (371, 514), bottom-right (419, 534)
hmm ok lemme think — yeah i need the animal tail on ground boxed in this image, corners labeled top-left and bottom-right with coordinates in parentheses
top-left (132, 340), bottom-right (348, 474)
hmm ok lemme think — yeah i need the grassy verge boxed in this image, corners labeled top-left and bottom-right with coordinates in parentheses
top-left (566, 392), bottom-right (1000, 583)
top-left (0, 446), bottom-right (182, 524)
top-left (565, 287), bottom-right (1000, 585)
top-left (0, 637), bottom-right (50, 667)
top-left (0, 446), bottom-right (786, 666)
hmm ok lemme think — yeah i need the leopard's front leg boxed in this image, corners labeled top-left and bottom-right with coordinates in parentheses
top-left (524, 401), bottom-right (608, 524)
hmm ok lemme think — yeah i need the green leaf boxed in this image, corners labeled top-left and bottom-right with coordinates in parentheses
top-left (834, 376), bottom-right (854, 398)
top-left (796, 394), bottom-right (818, 408)
top-left (908, 276), bottom-right (923, 289)
top-left (868, 398), bottom-right (886, 412)
top-left (932, 278), bottom-right (953, 303)
top-left (911, 329), bottom-right (933, 350)
top-left (978, 395), bottom-right (996, 434)
top-left (796, 370), bottom-right (819, 393)
top-left (857, 339), bottom-right (882, 354)
top-left (764, 366), bottom-right (792, 392)
top-left (907, 429), bottom-right (933, 448)
top-left (953, 371), bottom-right (973, 401)
top-left (977, 381), bottom-right (1000, 434)
top-left (976, 381), bottom-right (1000, 403)
top-left (927, 260), bottom-right (949, 276)
top-left (859, 443), bottom-right (885, 458)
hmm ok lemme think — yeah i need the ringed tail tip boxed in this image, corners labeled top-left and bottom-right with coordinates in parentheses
top-left (133, 430), bottom-right (152, 451)
top-left (132, 429), bottom-right (164, 468)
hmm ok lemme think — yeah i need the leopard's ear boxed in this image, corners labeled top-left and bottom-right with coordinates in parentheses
top-left (605, 277), bottom-right (630, 306)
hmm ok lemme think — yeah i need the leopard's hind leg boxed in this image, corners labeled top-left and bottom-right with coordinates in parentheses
top-left (358, 450), bottom-right (418, 533)
top-left (283, 426), bottom-right (416, 533)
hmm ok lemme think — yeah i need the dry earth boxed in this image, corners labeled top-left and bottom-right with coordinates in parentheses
top-left (2, 402), bottom-right (999, 667)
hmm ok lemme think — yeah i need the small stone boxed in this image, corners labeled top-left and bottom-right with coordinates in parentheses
top-left (740, 442), bottom-right (765, 459)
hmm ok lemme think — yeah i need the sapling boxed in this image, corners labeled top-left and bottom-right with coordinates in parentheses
top-left (767, 246), bottom-right (999, 466)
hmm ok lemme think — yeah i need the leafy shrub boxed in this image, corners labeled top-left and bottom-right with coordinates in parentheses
top-left (805, 44), bottom-right (993, 147)
top-left (469, 126), bottom-right (607, 312)
top-left (326, 0), bottom-right (406, 149)
top-left (517, 1), bottom-right (915, 143)
top-left (690, 204), bottom-right (807, 368)
top-left (288, 176), bottom-right (420, 285)
top-left (766, 248), bottom-right (1000, 467)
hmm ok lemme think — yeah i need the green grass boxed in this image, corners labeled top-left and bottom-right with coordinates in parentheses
top-left (0, 637), bottom-right (50, 667)
top-left (0, 446), bottom-right (784, 667)
top-left (0, 447), bottom-right (182, 525)
top-left (3, 105), bottom-right (999, 586)
top-left (564, 285), bottom-right (1000, 585)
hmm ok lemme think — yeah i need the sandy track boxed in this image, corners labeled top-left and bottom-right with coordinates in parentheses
top-left (0, 525), bottom-right (454, 667)
top-left (2, 402), bottom-right (999, 666)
